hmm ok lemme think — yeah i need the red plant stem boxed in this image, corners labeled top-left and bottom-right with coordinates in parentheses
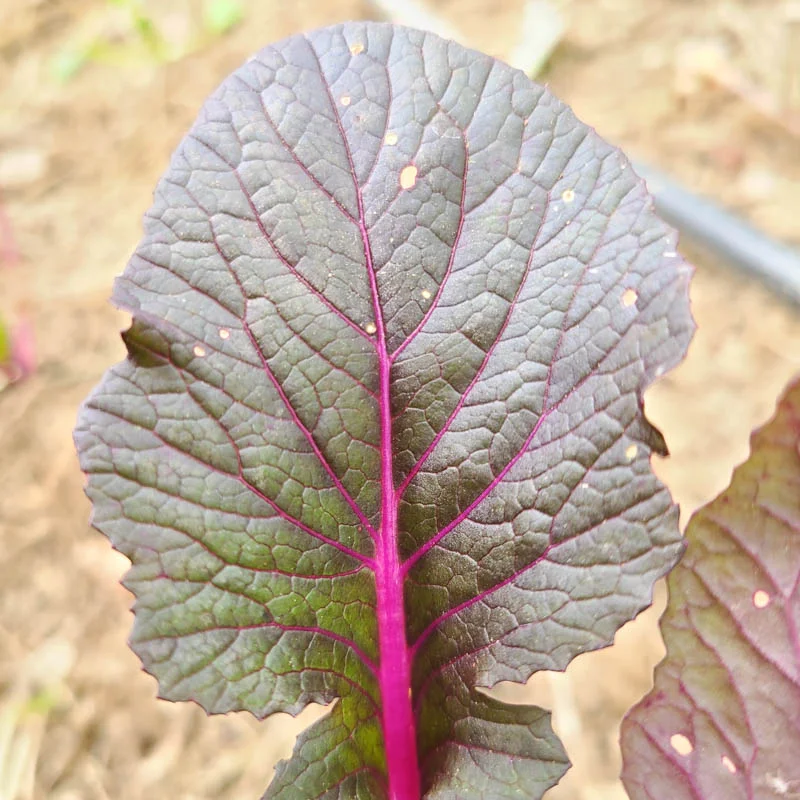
top-left (324, 51), bottom-right (421, 791)
top-left (357, 183), bottom-right (421, 800)
top-left (368, 239), bottom-right (420, 800)
top-left (374, 483), bottom-right (420, 799)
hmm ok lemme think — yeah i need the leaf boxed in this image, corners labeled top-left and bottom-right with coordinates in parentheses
top-left (203, 0), bottom-right (244, 36)
top-left (0, 315), bottom-right (35, 388)
top-left (51, 48), bottom-right (89, 83)
top-left (621, 377), bottom-right (800, 800)
top-left (0, 315), bottom-right (9, 365)
top-left (74, 22), bottom-right (694, 799)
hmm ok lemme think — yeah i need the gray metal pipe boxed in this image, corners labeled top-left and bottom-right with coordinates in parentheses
top-left (634, 162), bottom-right (800, 306)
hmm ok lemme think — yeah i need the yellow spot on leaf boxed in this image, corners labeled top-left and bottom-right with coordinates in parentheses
top-left (340, 95), bottom-right (351, 107)
top-left (670, 734), bottom-right (693, 756)
top-left (349, 43), bottom-right (364, 55)
top-left (622, 288), bottom-right (638, 307)
top-left (561, 188), bottom-right (575, 203)
top-left (193, 345), bottom-right (206, 357)
top-left (385, 132), bottom-right (398, 145)
top-left (365, 322), bottom-right (377, 335)
top-left (218, 328), bottom-right (230, 340)
top-left (421, 289), bottom-right (432, 300)
top-left (753, 590), bottom-right (771, 609)
top-left (625, 444), bottom-right (638, 460)
top-left (400, 165), bottom-right (418, 190)
top-left (722, 755), bottom-right (737, 774)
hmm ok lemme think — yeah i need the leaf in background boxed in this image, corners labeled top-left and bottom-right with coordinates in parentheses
top-left (0, 315), bottom-right (9, 366)
top-left (8, 317), bottom-right (36, 380)
top-left (0, 316), bottom-right (36, 389)
top-left (74, 22), bottom-right (693, 799)
top-left (621, 377), bottom-right (800, 800)
top-left (203, 0), bottom-right (244, 36)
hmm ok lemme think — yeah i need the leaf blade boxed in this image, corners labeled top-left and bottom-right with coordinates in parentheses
top-left (621, 377), bottom-right (800, 800)
top-left (75, 21), bottom-right (694, 799)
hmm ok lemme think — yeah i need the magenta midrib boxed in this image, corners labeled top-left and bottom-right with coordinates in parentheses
top-left (304, 35), bottom-right (422, 798)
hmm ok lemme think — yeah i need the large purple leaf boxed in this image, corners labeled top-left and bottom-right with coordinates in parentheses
top-left (74, 22), bottom-right (693, 799)
top-left (621, 377), bottom-right (800, 799)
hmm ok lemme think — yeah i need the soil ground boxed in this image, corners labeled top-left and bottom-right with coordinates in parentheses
top-left (1, 1), bottom-right (799, 798)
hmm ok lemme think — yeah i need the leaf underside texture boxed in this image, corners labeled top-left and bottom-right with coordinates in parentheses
top-left (621, 377), bottom-right (800, 800)
top-left (74, 21), bottom-right (694, 800)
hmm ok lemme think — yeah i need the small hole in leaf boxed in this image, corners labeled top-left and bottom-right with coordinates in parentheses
top-left (625, 444), bottom-right (638, 460)
top-left (670, 734), bottom-right (693, 756)
top-left (622, 288), bottom-right (638, 307)
top-left (349, 43), bottom-right (364, 55)
top-left (385, 131), bottom-right (398, 145)
top-left (193, 345), bottom-right (206, 357)
top-left (561, 188), bottom-right (575, 203)
top-left (400, 165), bottom-right (418, 189)
top-left (722, 755), bottom-right (737, 774)
top-left (753, 590), bottom-right (771, 609)
top-left (340, 95), bottom-right (351, 107)
top-left (218, 328), bottom-right (230, 340)
top-left (421, 289), bottom-right (432, 300)
top-left (365, 322), bottom-right (377, 335)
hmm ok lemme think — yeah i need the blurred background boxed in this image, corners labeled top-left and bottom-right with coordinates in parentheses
top-left (0, 0), bottom-right (799, 798)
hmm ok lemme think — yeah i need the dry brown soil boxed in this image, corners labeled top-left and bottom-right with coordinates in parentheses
top-left (1, 1), bottom-right (799, 798)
